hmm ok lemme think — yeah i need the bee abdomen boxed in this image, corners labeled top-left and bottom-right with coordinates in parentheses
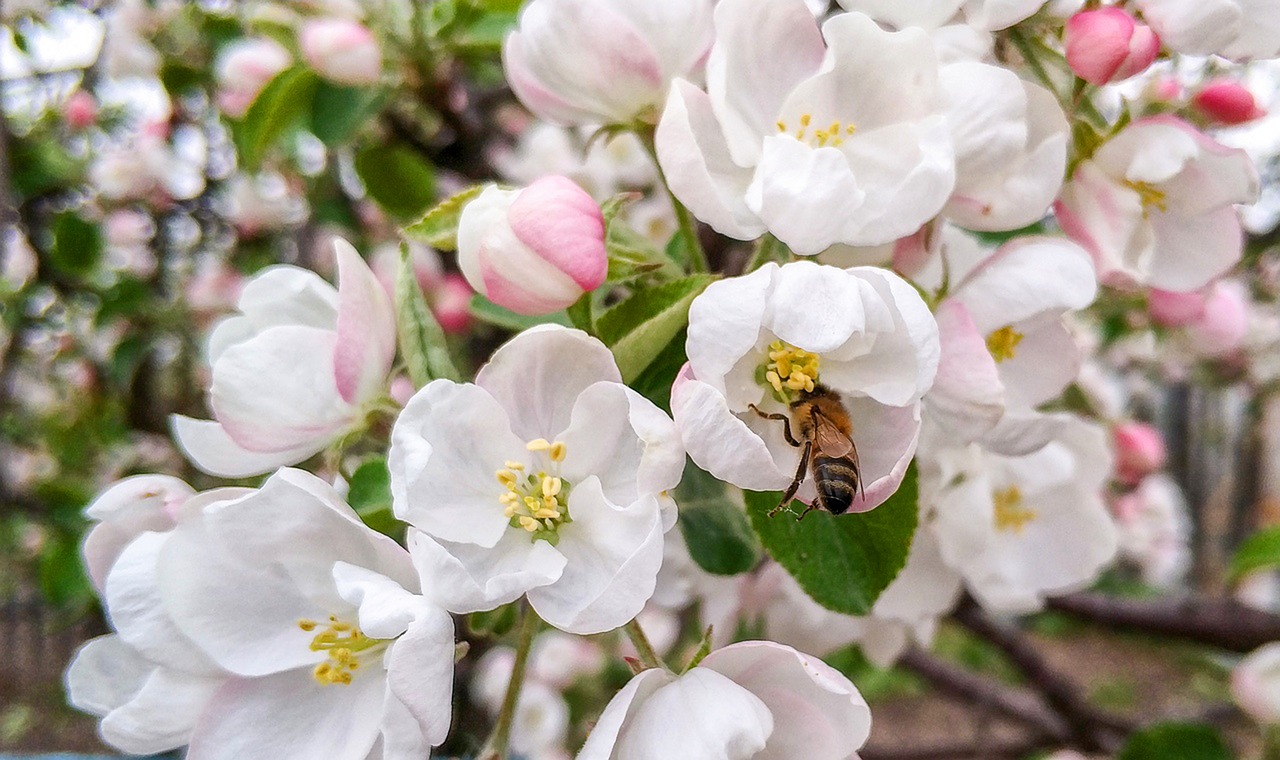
top-left (813, 455), bottom-right (859, 515)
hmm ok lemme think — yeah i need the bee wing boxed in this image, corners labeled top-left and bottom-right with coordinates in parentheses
top-left (813, 414), bottom-right (855, 458)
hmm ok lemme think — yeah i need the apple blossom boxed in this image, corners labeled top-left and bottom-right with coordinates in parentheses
top-left (674, 261), bottom-right (938, 511)
top-left (1113, 421), bottom-right (1168, 485)
top-left (1187, 278), bottom-right (1252, 358)
top-left (63, 90), bottom-right (98, 128)
top-left (656, 0), bottom-right (956, 254)
top-left (1056, 116), bottom-right (1259, 292)
top-left (433, 273), bottom-right (474, 335)
top-left (171, 239), bottom-right (396, 478)
top-left (1111, 474), bottom-right (1191, 588)
top-left (940, 62), bottom-right (1069, 232)
top-left (1149, 287), bottom-right (1208, 327)
top-left (1065, 8), bottom-right (1161, 85)
top-left (930, 236), bottom-right (1097, 454)
top-left (215, 37), bottom-right (291, 119)
top-left (152, 468), bottom-right (455, 759)
top-left (927, 417), bottom-right (1119, 613)
top-left (1135, 0), bottom-right (1280, 59)
top-left (838, 0), bottom-right (1048, 32)
top-left (390, 325), bottom-right (684, 634)
top-left (502, 0), bottom-right (715, 126)
top-left (578, 640), bottom-right (871, 760)
top-left (299, 18), bottom-right (382, 86)
top-left (458, 176), bottom-right (607, 316)
top-left (1234, 643), bottom-right (1280, 724)
top-left (1193, 79), bottom-right (1267, 125)
top-left (79, 473), bottom-right (195, 592)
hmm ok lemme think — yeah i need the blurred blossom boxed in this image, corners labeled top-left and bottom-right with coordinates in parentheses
top-left (1186, 279), bottom-right (1250, 358)
top-left (62, 90), bottom-right (98, 128)
top-left (215, 37), bottom-right (292, 119)
top-left (184, 256), bottom-right (246, 323)
top-left (371, 241), bottom-right (445, 301)
top-left (433, 273), bottom-right (474, 335)
top-left (1234, 643), bottom-right (1280, 724)
top-left (1110, 474), bottom-right (1191, 588)
top-left (1, 226), bottom-right (37, 290)
top-left (223, 172), bottom-right (308, 238)
top-left (1112, 421), bottom-right (1168, 486)
top-left (299, 18), bottom-right (382, 86)
top-left (1193, 78), bottom-right (1267, 125)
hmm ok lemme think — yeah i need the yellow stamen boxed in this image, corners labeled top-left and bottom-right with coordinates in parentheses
top-left (301, 617), bottom-right (383, 686)
top-left (497, 440), bottom-right (573, 541)
top-left (760, 340), bottom-right (822, 403)
top-left (986, 326), bottom-right (1025, 363)
top-left (992, 486), bottom-right (1037, 534)
top-left (1122, 179), bottom-right (1168, 217)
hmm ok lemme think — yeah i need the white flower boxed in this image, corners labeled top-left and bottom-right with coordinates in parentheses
top-left (215, 38), bottom-right (291, 119)
top-left (674, 261), bottom-right (939, 511)
top-left (1234, 643), bottom-right (1280, 724)
top-left (840, 0), bottom-right (1049, 32)
top-left (927, 416), bottom-right (1120, 613)
top-left (503, 0), bottom-right (715, 126)
top-left (930, 236), bottom-right (1098, 454)
top-left (1111, 474), bottom-right (1191, 588)
top-left (79, 474), bottom-right (196, 592)
top-left (1135, 0), bottom-right (1280, 59)
top-left (1056, 116), bottom-right (1259, 293)
top-left (390, 325), bottom-right (684, 634)
top-left (578, 641), bottom-right (870, 760)
top-left (171, 239), bottom-right (396, 478)
top-left (154, 469), bottom-right (454, 759)
top-left (940, 62), bottom-right (1069, 232)
top-left (656, 0), bottom-right (955, 254)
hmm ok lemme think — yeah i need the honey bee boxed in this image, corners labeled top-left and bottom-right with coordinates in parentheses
top-left (749, 384), bottom-right (863, 520)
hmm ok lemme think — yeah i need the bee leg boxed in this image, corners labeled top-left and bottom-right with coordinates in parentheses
top-left (795, 504), bottom-right (820, 521)
top-left (747, 404), bottom-right (800, 447)
top-left (768, 441), bottom-right (811, 517)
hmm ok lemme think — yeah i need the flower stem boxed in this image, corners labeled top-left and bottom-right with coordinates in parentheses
top-left (634, 126), bottom-right (710, 274)
top-left (624, 617), bottom-right (666, 671)
top-left (478, 605), bottom-right (540, 760)
top-left (744, 233), bottom-right (788, 274)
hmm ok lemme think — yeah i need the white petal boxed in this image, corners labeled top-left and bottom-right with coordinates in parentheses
top-left (839, 395), bottom-right (922, 511)
top-left (672, 374), bottom-right (792, 492)
top-left (954, 236), bottom-right (1097, 332)
top-left (656, 80), bottom-right (765, 241)
top-left (616, 668), bottom-right (773, 759)
top-left (408, 530), bottom-right (565, 613)
top-left (528, 480), bottom-right (664, 634)
top-left (170, 415), bottom-right (323, 479)
top-left (389, 380), bottom-right (525, 548)
top-left (703, 641), bottom-right (870, 760)
top-left (65, 635), bottom-right (151, 719)
top-left (476, 325), bottom-right (621, 442)
top-left (764, 261), bottom-right (867, 354)
top-left (925, 299), bottom-right (1004, 444)
top-left (747, 137), bottom-right (866, 255)
top-left (333, 562), bottom-right (428, 640)
top-left (577, 669), bottom-right (674, 760)
top-left (101, 667), bottom-right (221, 756)
top-left (706, 0), bottom-right (825, 166)
top-left (387, 608), bottom-right (456, 747)
top-left (1147, 205), bottom-right (1244, 292)
top-left (187, 669), bottom-right (386, 760)
top-left (686, 264), bottom-right (775, 396)
top-left (334, 239), bottom-right (397, 405)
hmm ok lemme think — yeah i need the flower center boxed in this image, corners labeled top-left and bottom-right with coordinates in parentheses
top-left (756, 340), bottom-right (821, 404)
top-left (298, 616), bottom-right (386, 686)
top-left (776, 113), bottom-right (856, 148)
top-left (986, 326), bottom-right (1024, 363)
top-left (992, 486), bottom-right (1037, 534)
top-left (496, 438), bottom-right (573, 545)
top-left (1121, 179), bottom-right (1168, 217)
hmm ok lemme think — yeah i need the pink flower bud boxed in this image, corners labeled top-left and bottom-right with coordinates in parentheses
top-left (299, 18), bottom-right (381, 86)
top-left (458, 176), bottom-right (607, 315)
top-left (1065, 8), bottom-right (1160, 85)
top-left (1193, 79), bottom-right (1266, 125)
top-left (1145, 75), bottom-right (1182, 103)
top-left (433, 273), bottom-right (473, 335)
top-left (1148, 287), bottom-right (1207, 327)
top-left (63, 91), bottom-right (97, 129)
top-left (1113, 421), bottom-right (1167, 485)
top-left (1188, 279), bottom-right (1250, 357)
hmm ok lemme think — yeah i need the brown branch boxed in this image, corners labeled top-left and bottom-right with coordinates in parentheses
top-left (862, 735), bottom-right (1052, 760)
top-left (953, 599), bottom-right (1132, 754)
top-left (898, 648), bottom-right (1070, 743)
top-left (1047, 592), bottom-right (1280, 654)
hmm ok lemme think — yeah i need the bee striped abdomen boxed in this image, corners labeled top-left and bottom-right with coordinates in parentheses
top-left (813, 455), bottom-right (859, 515)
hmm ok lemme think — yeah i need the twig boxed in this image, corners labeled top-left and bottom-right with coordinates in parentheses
top-left (861, 735), bottom-right (1052, 760)
top-left (953, 599), bottom-right (1132, 753)
top-left (899, 648), bottom-right (1070, 743)
top-left (1047, 591), bottom-right (1280, 653)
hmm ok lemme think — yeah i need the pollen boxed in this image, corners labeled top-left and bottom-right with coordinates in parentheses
top-left (777, 112), bottom-right (856, 147)
top-left (986, 326), bottom-right (1024, 363)
top-left (497, 440), bottom-right (573, 544)
top-left (299, 616), bottom-right (384, 686)
top-left (992, 486), bottom-right (1037, 534)
top-left (1121, 179), bottom-right (1168, 217)
top-left (758, 340), bottom-right (821, 403)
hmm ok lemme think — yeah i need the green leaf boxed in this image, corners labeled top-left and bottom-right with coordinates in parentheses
top-left (49, 212), bottom-right (103, 279)
top-left (469, 294), bottom-right (572, 331)
top-left (404, 185), bottom-right (486, 250)
top-left (396, 247), bottom-right (461, 386)
top-left (354, 144), bottom-right (438, 221)
top-left (1118, 723), bottom-right (1233, 760)
top-left (467, 603), bottom-right (520, 638)
top-left (628, 329), bottom-right (687, 414)
top-left (310, 83), bottom-right (387, 146)
top-left (596, 275), bottom-right (714, 383)
top-left (1230, 525), bottom-right (1280, 581)
top-left (233, 66), bottom-right (319, 169)
top-left (676, 461), bottom-right (760, 575)
top-left (347, 458), bottom-right (400, 537)
top-left (743, 463), bottom-right (919, 616)
top-left (566, 293), bottom-right (593, 333)
top-left (10, 136), bottom-right (81, 198)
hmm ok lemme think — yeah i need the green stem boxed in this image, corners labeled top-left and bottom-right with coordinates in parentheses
top-left (634, 127), bottom-right (710, 274)
top-left (478, 606), bottom-right (540, 760)
top-left (624, 617), bottom-right (666, 671)
top-left (744, 233), bottom-right (788, 274)
top-left (1265, 725), bottom-right (1280, 760)
top-left (1006, 28), bottom-right (1059, 97)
